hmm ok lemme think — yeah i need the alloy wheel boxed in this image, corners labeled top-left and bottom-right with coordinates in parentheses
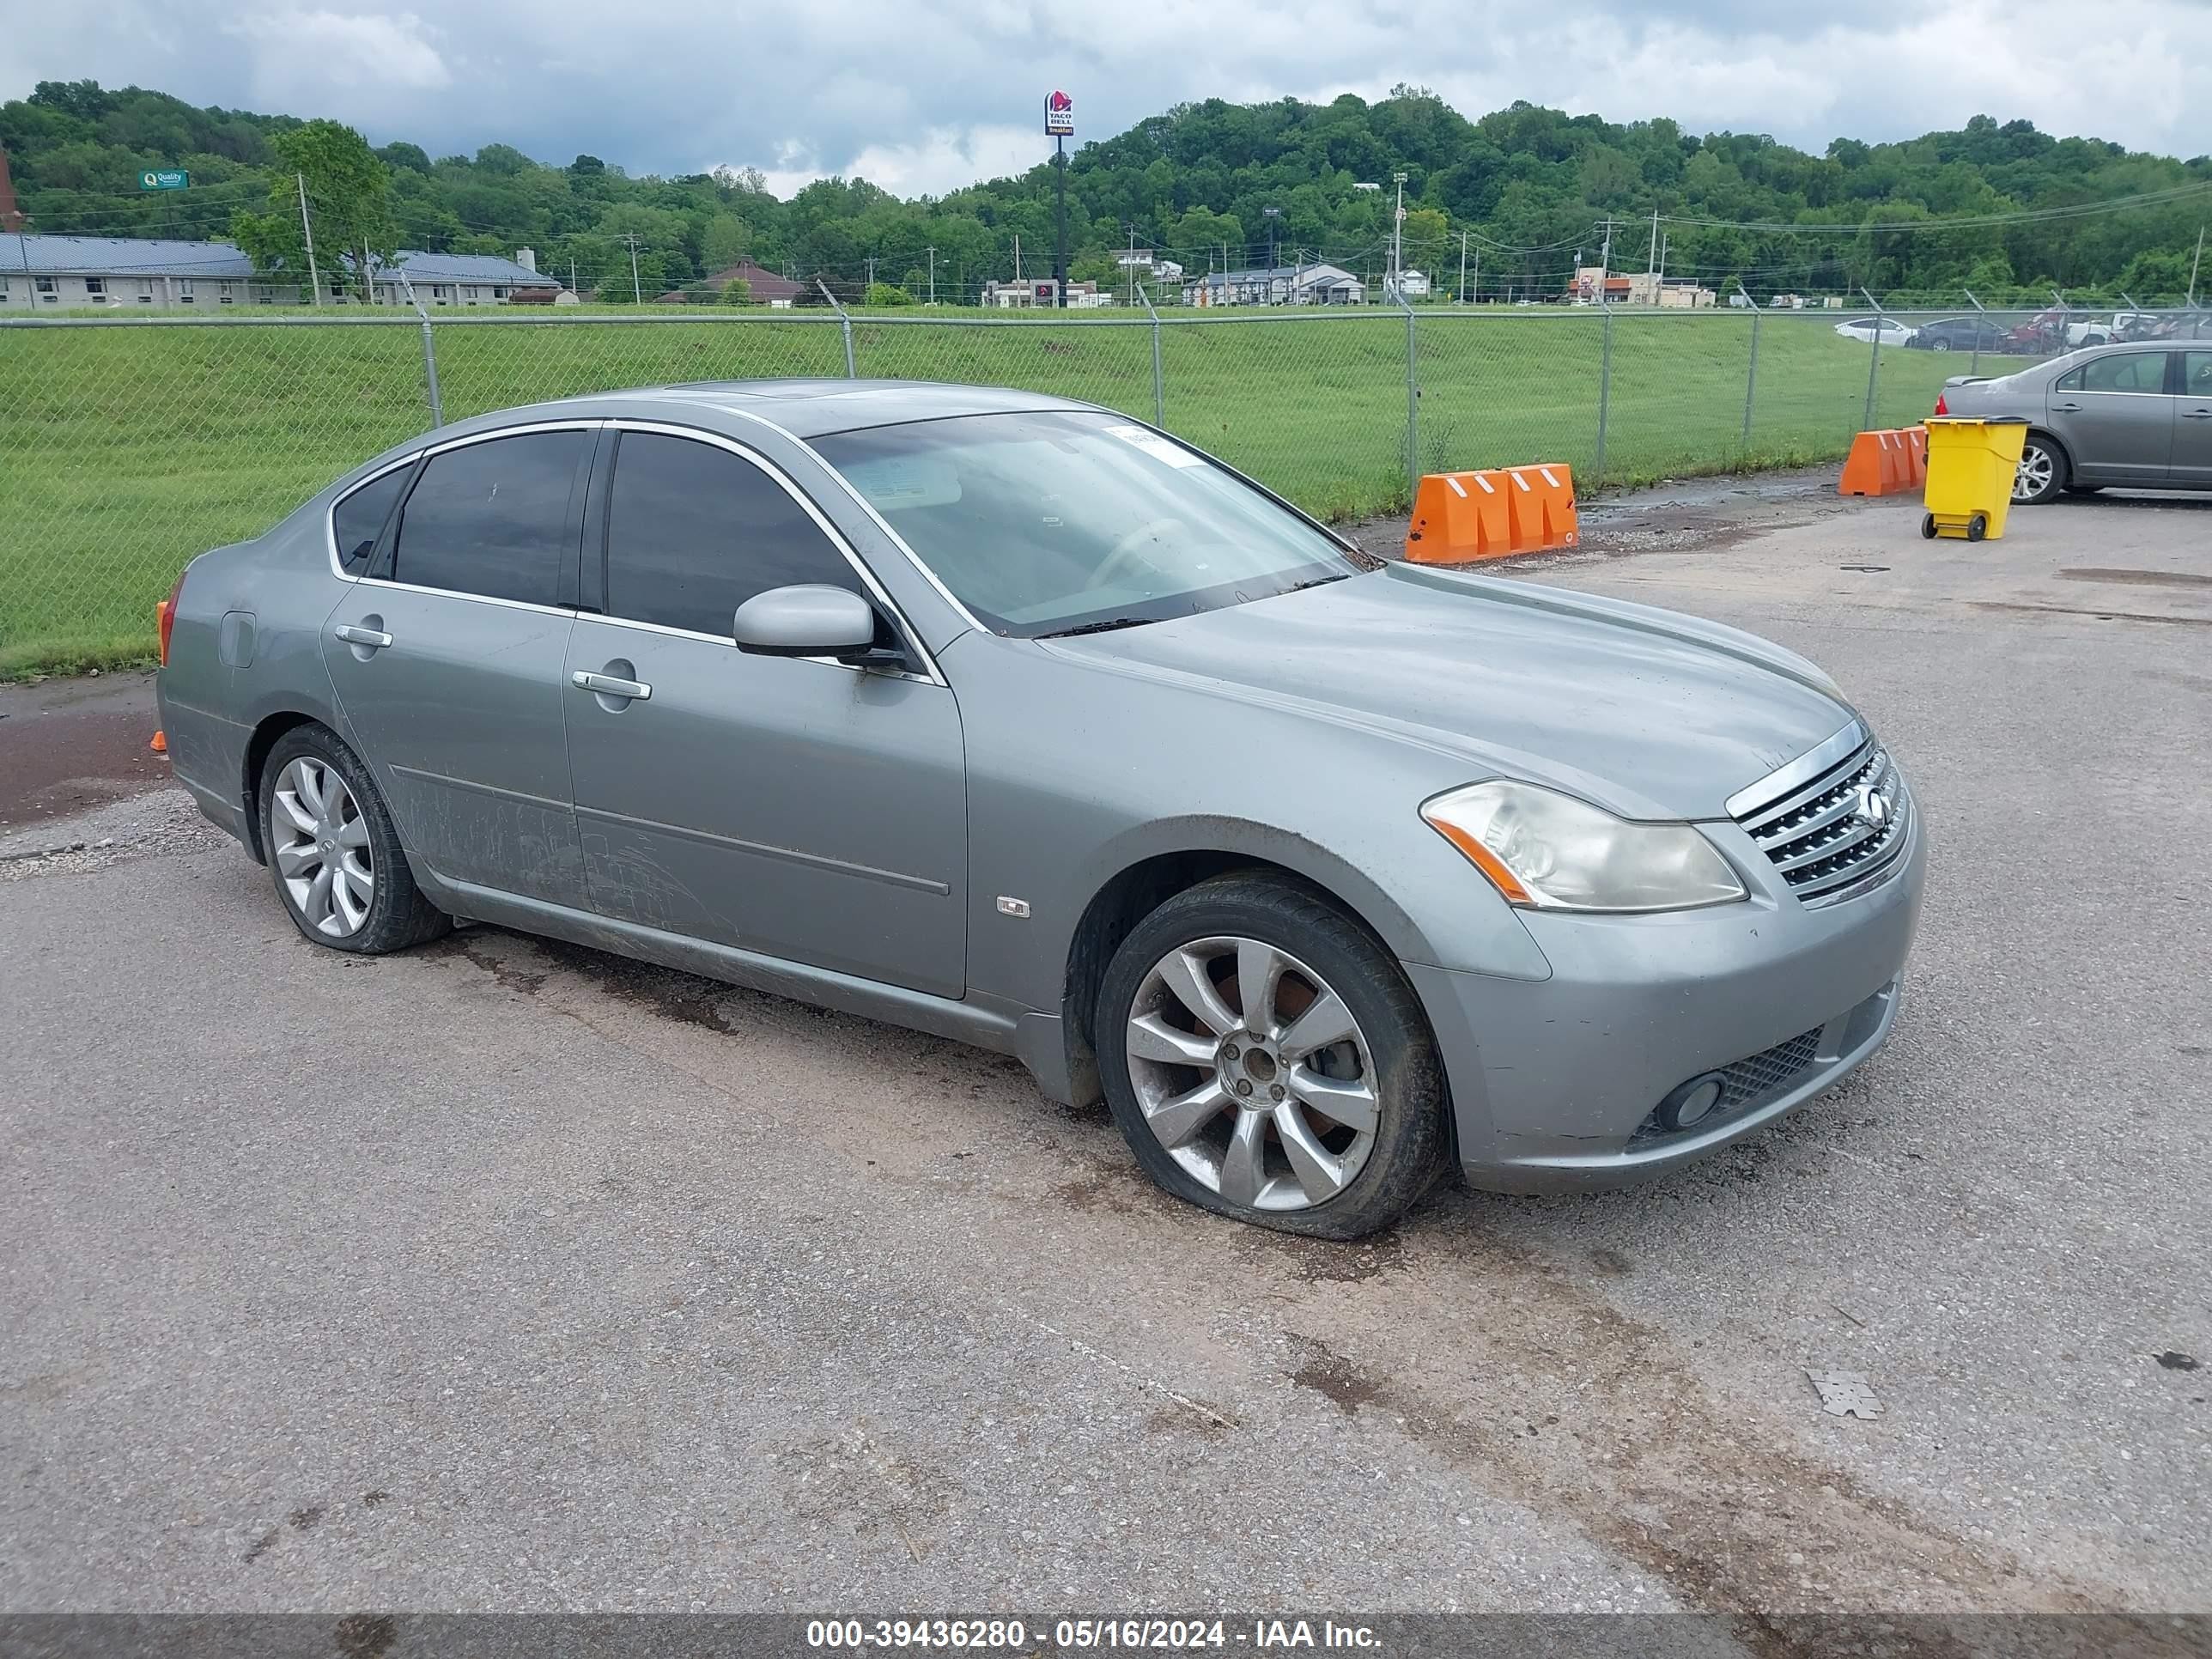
top-left (2014, 445), bottom-right (2055, 502)
top-left (272, 757), bottom-right (374, 937)
top-left (1123, 935), bottom-right (1378, 1212)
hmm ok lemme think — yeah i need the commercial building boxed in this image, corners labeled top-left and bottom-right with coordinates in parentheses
top-left (1, 234), bottom-right (560, 309)
top-left (1182, 263), bottom-right (1365, 306)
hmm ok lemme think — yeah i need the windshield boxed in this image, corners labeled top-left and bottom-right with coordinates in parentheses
top-left (811, 410), bottom-right (1360, 637)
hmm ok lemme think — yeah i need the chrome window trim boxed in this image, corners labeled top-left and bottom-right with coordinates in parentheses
top-left (1723, 720), bottom-right (1867, 821)
top-left (351, 576), bottom-right (577, 619)
top-left (324, 417), bottom-right (601, 586)
top-left (600, 418), bottom-right (947, 687)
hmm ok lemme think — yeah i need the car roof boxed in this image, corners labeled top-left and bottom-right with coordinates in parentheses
top-left (489, 379), bottom-right (1100, 441)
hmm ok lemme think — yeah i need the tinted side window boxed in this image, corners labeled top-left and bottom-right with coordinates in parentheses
top-left (2055, 367), bottom-right (2083, 392)
top-left (604, 433), bottom-right (860, 636)
top-left (2183, 351), bottom-right (2212, 397)
top-left (2081, 353), bottom-right (2166, 394)
top-left (331, 465), bottom-right (410, 573)
top-left (392, 431), bottom-right (587, 606)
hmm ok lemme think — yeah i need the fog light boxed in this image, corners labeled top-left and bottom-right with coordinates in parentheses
top-left (1657, 1073), bottom-right (1728, 1133)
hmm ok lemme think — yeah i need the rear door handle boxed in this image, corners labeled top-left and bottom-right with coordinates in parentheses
top-left (2051, 402), bottom-right (2081, 412)
top-left (332, 623), bottom-right (393, 648)
top-left (2183, 408), bottom-right (2212, 420)
top-left (572, 670), bottom-right (651, 702)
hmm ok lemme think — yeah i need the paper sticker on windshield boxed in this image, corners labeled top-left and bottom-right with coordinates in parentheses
top-left (1103, 424), bottom-right (1205, 468)
top-left (840, 455), bottom-right (963, 510)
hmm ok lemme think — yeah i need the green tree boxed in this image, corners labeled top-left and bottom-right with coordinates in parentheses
top-left (701, 215), bottom-right (750, 273)
top-left (865, 281), bottom-right (916, 307)
top-left (720, 276), bottom-right (752, 305)
top-left (231, 119), bottom-right (395, 302)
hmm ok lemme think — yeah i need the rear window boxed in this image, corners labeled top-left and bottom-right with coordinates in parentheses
top-left (331, 465), bottom-right (410, 574)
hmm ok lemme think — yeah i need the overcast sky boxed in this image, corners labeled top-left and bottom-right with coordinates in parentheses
top-left (5, 1), bottom-right (2209, 198)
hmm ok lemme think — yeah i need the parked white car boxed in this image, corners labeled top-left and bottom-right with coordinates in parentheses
top-left (1834, 317), bottom-right (1917, 347)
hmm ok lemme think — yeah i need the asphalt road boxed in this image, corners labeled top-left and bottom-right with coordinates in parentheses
top-left (3, 482), bottom-right (2208, 1626)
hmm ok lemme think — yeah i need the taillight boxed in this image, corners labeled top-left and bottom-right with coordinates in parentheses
top-left (157, 568), bottom-right (187, 666)
top-left (1933, 393), bottom-right (1948, 417)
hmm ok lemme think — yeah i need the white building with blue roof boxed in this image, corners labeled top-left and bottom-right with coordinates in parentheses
top-left (1, 235), bottom-right (562, 309)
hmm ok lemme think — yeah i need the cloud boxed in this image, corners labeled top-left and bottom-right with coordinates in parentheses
top-left (725, 125), bottom-right (1048, 199)
top-left (223, 9), bottom-right (453, 94)
top-left (3, 0), bottom-right (2206, 198)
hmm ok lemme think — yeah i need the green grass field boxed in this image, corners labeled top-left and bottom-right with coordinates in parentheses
top-left (0, 307), bottom-right (1964, 677)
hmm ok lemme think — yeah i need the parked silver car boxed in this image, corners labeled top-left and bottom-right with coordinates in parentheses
top-left (1936, 339), bottom-right (2212, 503)
top-left (157, 382), bottom-right (1924, 1237)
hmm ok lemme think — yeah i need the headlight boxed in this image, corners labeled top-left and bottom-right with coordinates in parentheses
top-left (1421, 781), bottom-right (1746, 913)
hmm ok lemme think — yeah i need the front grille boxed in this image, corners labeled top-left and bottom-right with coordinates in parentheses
top-left (1729, 728), bottom-right (1910, 906)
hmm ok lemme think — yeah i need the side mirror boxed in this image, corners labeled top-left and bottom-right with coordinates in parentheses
top-left (732, 584), bottom-right (893, 665)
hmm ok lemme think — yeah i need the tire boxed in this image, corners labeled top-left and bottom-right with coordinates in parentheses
top-left (2013, 434), bottom-right (2066, 505)
top-left (1930, 338), bottom-right (1950, 352)
top-left (1920, 514), bottom-right (1937, 540)
top-left (1966, 513), bottom-right (1988, 543)
top-left (259, 723), bottom-right (449, 954)
top-left (1095, 872), bottom-right (1449, 1238)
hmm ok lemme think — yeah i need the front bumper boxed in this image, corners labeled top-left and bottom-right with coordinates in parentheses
top-left (1410, 804), bottom-right (1925, 1194)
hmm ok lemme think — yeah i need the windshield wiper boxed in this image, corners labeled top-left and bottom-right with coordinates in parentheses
top-left (1040, 615), bottom-right (1158, 639)
top-left (1282, 573), bottom-right (1352, 593)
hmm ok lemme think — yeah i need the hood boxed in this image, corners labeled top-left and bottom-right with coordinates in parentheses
top-left (1045, 563), bottom-right (1855, 820)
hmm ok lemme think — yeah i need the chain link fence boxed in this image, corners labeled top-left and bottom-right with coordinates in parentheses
top-left (5, 300), bottom-right (2209, 675)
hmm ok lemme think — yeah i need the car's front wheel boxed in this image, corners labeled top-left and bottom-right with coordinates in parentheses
top-left (2014, 434), bottom-right (2067, 505)
top-left (1096, 873), bottom-right (1448, 1237)
top-left (260, 724), bottom-right (449, 954)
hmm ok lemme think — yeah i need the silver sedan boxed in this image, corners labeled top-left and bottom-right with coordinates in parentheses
top-left (1936, 338), bottom-right (2212, 503)
top-left (156, 381), bottom-right (1924, 1237)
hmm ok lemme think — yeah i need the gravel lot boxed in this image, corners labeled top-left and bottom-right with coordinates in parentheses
top-left (3, 479), bottom-right (2207, 1625)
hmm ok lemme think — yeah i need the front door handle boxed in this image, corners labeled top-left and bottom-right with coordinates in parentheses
top-left (572, 669), bottom-right (651, 702)
top-left (2183, 408), bottom-right (2212, 420)
top-left (332, 623), bottom-right (393, 648)
top-left (2051, 402), bottom-right (2082, 413)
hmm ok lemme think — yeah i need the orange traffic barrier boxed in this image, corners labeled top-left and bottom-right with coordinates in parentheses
top-left (1840, 428), bottom-right (1919, 497)
top-left (1504, 464), bottom-right (1578, 552)
top-left (1406, 470), bottom-right (1511, 563)
top-left (1405, 463), bottom-right (1577, 563)
top-left (149, 730), bottom-right (167, 754)
top-left (1901, 424), bottom-right (1928, 488)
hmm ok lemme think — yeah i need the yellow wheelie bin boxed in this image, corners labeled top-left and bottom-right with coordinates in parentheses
top-left (1921, 416), bottom-right (2029, 542)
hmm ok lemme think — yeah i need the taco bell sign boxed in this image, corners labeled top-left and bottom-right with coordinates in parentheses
top-left (1045, 90), bottom-right (1074, 137)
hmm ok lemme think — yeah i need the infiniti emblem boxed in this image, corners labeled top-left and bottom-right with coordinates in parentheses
top-left (1852, 783), bottom-right (1890, 827)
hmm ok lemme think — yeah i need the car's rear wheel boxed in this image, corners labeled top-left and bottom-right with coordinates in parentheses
top-left (1096, 873), bottom-right (1448, 1237)
top-left (261, 724), bottom-right (448, 954)
top-left (2014, 434), bottom-right (2066, 505)
top-left (1930, 338), bottom-right (1951, 352)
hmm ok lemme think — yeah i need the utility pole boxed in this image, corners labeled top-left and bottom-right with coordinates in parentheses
top-left (1598, 218), bottom-right (1613, 304)
top-left (295, 173), bottom-right (322, 307)
top-left (865, 253), bottom-right (877, 293)
top-left (1263, 206), bottom-right (1281, 276)
top-left (568, 258), bottom-right (576, 295)
top-left (1389, 171), bottom-right (1407, 301)
top-left (1647, 207), bottom-right (1659, 288)
top-left (1013, 234), bottom-right (1021, 283)
top-left (927, 246), bottom-right (936, 306)
top-left (2191, 224), bottom-right (2205, 307)
top-left (1459, 228), bottom-right (1468, 305)
top-left (623, 232), bottom-right (641, 305)
top-left (1128, 224), bottom-right (1138, 306)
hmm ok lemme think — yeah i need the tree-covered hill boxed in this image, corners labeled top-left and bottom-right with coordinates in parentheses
top-left (4, 77), bottom-right (2208, 304)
